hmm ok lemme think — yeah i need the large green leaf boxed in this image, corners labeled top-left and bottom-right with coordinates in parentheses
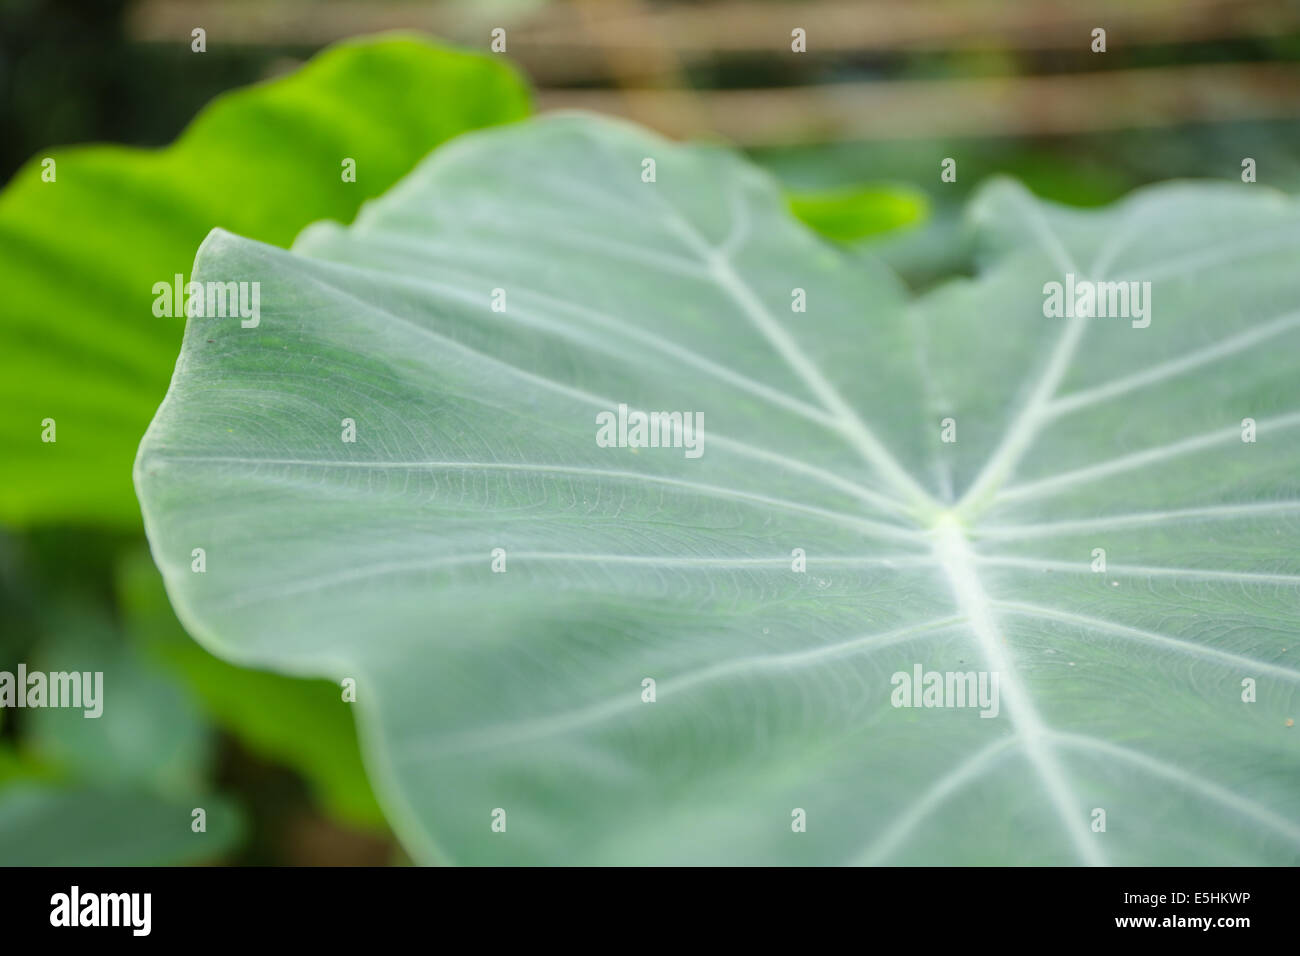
top-left (0, 33), bottom-right (530, 528)
top-left (136, 114), bottom-right (1300, 864)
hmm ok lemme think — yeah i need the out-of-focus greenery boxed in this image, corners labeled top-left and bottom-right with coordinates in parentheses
top-left (756, 119), bottom-right (1300, 289)
top-left (24, 603), bottom-right (212, 793)
top-left (0, 33), bottom-right (531, 865)
top-left (787, 183), bottom-right (929, 241)
top-left (756, 121), bottom-right (1300, 210)
top-left (118, 551), bottom-right (385, 828)
top-left (0, 784), bottom-right (244, 866)
top-left (0, 557), bottom-right (246, 863)
top-left (0, 33), bottom-right (531, 528)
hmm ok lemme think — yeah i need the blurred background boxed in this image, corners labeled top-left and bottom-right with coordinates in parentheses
top-left (2, 0), bottom-right (1299, 865)
top-left (9, 1), bottom-right (1300, 227)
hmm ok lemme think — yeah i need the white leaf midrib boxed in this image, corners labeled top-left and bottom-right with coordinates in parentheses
top-left (931, 517), bottom-right (1106, 866)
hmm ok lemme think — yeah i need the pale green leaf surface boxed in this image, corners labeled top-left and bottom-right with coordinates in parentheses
top-left (137, 114), bottom-right (1300, 864)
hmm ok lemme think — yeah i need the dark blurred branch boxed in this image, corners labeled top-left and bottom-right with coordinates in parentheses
top-left (120, 1), bottom-right (1300, 143)
top-left (569, 0), bottom-right (711, 137)
top-left (128, 0), bottom-right (1300, 84)
top-left (537, 63), bottom-right (1300, 144)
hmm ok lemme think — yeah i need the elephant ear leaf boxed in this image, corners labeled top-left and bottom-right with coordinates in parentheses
top-left (136, 114), bottom-right (1300, 865)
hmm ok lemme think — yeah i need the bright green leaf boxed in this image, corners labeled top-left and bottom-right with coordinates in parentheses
top-left (0, 33), bottom-right (530, 528)
top-left (787, 183), bottom-right (928, 241)
top-left (136, 115), bottom-right (1300, 864)
top-left (0, 743), bottom-right (58, 785)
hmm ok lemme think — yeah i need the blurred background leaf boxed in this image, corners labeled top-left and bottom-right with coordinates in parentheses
top-left (24, 603), bottom-right (213, 794)
top-left (787, 183), bottom-right (928, 241)
top-left (0, 33), bottom-right (531, 528)
top-left (118, 550), bottom-right (385, 829)
top-left (0, 784), bottom-right (244, 865)
top-left (0, 538), bottom-right (246, 864)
